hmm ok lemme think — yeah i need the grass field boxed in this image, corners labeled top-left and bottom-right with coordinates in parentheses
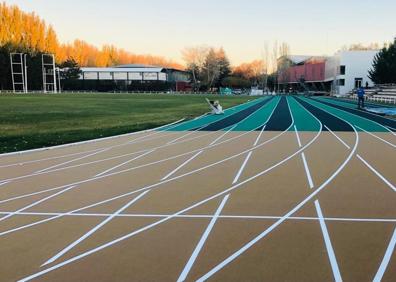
top-left (0, 93), bottom-right (257, 154)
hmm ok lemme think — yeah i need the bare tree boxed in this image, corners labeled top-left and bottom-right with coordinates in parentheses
top-left (181, 46), bottom-right (208, 90)
top-left (203, 48), bottom-right (221, 90)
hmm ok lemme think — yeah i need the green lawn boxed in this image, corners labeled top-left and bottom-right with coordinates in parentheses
top-left (0, 93), bottom-right (257, 153)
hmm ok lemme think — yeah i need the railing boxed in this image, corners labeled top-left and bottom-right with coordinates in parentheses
top-left (349, 94), bottom-right (396, 105)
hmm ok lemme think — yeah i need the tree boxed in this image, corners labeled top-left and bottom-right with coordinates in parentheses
top-left (182, 46), bottom-right (208, 90)
top-left (59, 58), bottom-right (82, 80)
top-left (221, 76), bottom-right (251, 88)
top-left (369, 38), bottom-right (396, 84)
top-left (216, 47), bottom-right (231, 85)
top-left (202, 48), bottom-right (221, 90)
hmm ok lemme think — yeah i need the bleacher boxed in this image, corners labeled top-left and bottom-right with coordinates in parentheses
top-left (349, 84), bottom-right (396, 105)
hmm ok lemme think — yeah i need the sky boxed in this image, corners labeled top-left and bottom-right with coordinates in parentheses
top-left (4, 0), bottom-right (396, 65)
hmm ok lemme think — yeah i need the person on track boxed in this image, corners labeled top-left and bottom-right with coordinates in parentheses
top-left (206, 98), bottom-right (224, 115)
top-left (357, 86), bottom-right (366, 109)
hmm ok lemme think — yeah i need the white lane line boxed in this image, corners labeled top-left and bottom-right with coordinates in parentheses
top-left (301, 152), bottom-right (314, 189)
top-left (0, 103), bottom-right (273, 205)
top-left (355, 126), bottom-right (396, 149)
top-left (0, 99), bottom-right (267, 184)
top-left (177, 194), bottom-right (230, 282)
top-left (197, 119), bottom-right (356, 282)
top-left (294, 125), bottom-right (314, 189)
top-left (34, 148), bottom-right (109, 174)
top-left (0, 130), bottom-right (249, 205)
top-left (0, 185), bottom-right (76, 223)
top-left (1, 114), bottom-right (289, 238)
top-left (324, 125), bottom-right (351, 150)
top-left (373, 227), bottom-right (396, 282)
top-left (0, 131), bottom-right (215, 185)
top-left (0, 181), bottom-right (9, 188)
top-left (167, 131), bottom-right (199, 145)
top-left (42, 190), bottom-right (150, 267)
top-left (231, 97), bottom-right (283, 185)
top-left (294, 125), bottom-right (302, 147)
top-left (253, 125), bottom-right (266, 146)
top-left (315, 200), bottom-right (342, 282)
top-left (161, 151), bottom-right (203, 181)
top-left (1, 211), bottom-right (395, 223)
top-left (232, 152), bottom-right (252, 184)
top-left (0, 150), bottom-right (100, 169)
top-left (357, 154), bottom-right (396, 192)
top-left (313, 97), bottom-right (396, 135)
top-left (209, 124), bottom-right (237, 146)
top-left (95, 149), bottom-right (155, 177)
top-left (17, 116), bottom-right (313, 281)
top-left (29, 131), bottom-right (176, 175)
top-left (0, 118), bottom-right (184, 159)
top-left (0, 127), bottom-right (281, 237)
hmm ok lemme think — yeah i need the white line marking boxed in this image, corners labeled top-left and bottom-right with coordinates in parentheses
top-left (357, 155), bottom-right (396, 192)
top-left (0, 181), bottom-right (9, 187)
top-left (0, 211), bottom-right (395, 222)
top-left (177, 194), bottom-right (230, 282)
top-left (18, 115), bottom-right (317, 281)
top-left (0, 123), bottom-right (284, 237)
top-left (0, 98), bottom-right (268, 184)
top-left (294, 125), bottom-right (314, 189)
top-left (34, 148), bottom-right (109, 173)
top-left (161, 151), bottom-right (203, 181)
top-left (209, 124), bottom-right (237, 146)
top-left (253, 125), bottom-right (266, 146)
top-left (0, 101), bottom-right (273, 204)
top-left (196, 116), bottom-right (356, 281)
top-left (373, 227), bottom-right (396, 282)
top-left (0, 131), bottom-right (214, 184)
top-left (0, 118), bottom-right (184, 159)
top-left (315, 200), bottom-right (342, 282)
top-left (294, 125), bottom-right (302, 147)
top-left (42, 190), bottom-right (150, 266)
top-left (95, 149), bottom-right (155, 177)
top-left (232, 151), bottom-right (252, 184)
top-left (313, 97), bottom-right (396, 135)
top-left (324, 125), bottom-right (351, 149)
top-left (0, 185), bottom-right (76, 223)
top-left (0, 130), bottom-right (249, 205)
top-left (355, 126), bottom-right (396, 148)
top-left (0, 101), bottom-right (266, 185)
top-left (232, 97), bottom-right (283, 185)
top-left (167, 130), bottom-right (200, 145)
top-left (301, 152), bottom-right (314, 189)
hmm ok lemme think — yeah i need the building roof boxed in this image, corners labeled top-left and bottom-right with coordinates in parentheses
top-left (287, 55), bottom-right (313, 64)
top-left (113, 64), bottom-right (159, 69)
top-left (80, 67), bottom-right (164, 73)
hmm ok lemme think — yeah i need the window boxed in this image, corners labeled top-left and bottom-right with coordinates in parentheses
top-left (355, 78), bottom-right (363, 88)
top-left (338, 79), bottom-right (345, 86)
top-left (340, 65), bottom-right (346, 75)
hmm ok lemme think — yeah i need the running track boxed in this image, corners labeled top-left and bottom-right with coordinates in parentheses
top-left (0, 96), bottom-right (394, 282)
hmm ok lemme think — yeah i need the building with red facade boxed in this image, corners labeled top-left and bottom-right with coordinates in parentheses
top-left (277, 51), bottom-right (378, 96)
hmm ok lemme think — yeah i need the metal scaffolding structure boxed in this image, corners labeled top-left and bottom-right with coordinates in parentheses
top-left (10, 53), bottom-right (28, 93)
top-left (42, 54), bottom-right (57, 93)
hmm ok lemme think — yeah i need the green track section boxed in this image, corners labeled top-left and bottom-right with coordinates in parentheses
top-left (232, 96), bottom-right (280, 131)
top-left (316, 97), bottom-right (394, 108)
top-left (163, 97), bottom-right (268, 131)
top-left (300, 97), bottom-right (388, 132)
top-left (287, 97), bottom-right (321, 132)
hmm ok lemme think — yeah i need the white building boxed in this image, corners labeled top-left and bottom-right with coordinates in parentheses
top-left (325, 50), bottom-right (378, 96)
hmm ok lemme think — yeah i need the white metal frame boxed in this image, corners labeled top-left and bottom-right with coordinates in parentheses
top-left (10, 53), bottom-right (27, 93)
top-left (42, 54), bottom-right (57, 93)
